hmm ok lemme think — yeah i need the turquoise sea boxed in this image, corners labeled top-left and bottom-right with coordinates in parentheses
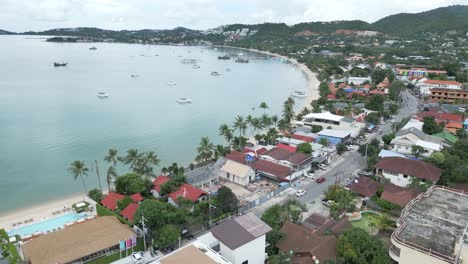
top-left (0, 35), bottom-right (308, 213)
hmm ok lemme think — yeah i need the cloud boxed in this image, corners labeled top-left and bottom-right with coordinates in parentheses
top-left (0, 0), bottom-right (466, 31)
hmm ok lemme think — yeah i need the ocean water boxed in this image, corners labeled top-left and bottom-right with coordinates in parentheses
top-left (0, 35), bottom-right (309, 213)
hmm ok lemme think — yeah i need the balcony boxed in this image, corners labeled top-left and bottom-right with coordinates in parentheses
top-left (389, 245), bottom-right (401, 262)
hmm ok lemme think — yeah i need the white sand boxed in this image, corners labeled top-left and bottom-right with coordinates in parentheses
top-left (215, 45), bottom-right (320, 109)
top-left (0, 194), bottom-right (89, 231)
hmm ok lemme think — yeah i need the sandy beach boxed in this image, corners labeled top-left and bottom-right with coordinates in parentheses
top-left (215, 45), bottom-right (321, 109)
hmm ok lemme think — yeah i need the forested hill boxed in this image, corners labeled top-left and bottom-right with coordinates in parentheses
top-left (0, 29), bottom-right (15, 35)
top-left (371, 5), bottom-right (468, 36)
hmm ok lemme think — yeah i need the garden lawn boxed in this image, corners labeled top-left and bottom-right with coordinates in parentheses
top-left (351, 214), bottom-right (377, 234)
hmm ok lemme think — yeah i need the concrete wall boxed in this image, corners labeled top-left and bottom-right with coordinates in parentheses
top-left (381, 170), bottom-right (412, 187)
top-left (397, 243), bottom-right (450, 264)
top-left (219, 235), bottom-right (266, 264)
top-left (391, 142), bottom-right (434, 157)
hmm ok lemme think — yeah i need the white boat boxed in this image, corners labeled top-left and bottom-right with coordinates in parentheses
top-left (176, 97), bottom-right (192, 104)
top-left (291, 91), bottom-right (307, 98)
top-left (211, 71), bottom-right (220, 76)
top-left (97, 92), bottom-right (109, 98)
top-left (167, 81), bottom-right (176, 86)
top-left (192, 65), bottom-right (200, 69)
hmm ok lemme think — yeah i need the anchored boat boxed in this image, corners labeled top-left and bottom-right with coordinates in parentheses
top-left (176, 97), bottom-right (192, 104)
top-left (97, 92), bottom-right (109, 98)
top-left (53, 62), bottom-right (67, 67)
top-left (291, 91), bottom-right (307, 98)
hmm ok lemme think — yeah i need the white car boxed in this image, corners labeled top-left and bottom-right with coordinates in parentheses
top-left (305, 172), bottom-right (316, 179)
top-left (131, 252), bottom-right (143, 264)
top-left (295, 190), bottom-right (307, 197)
top-left (318, 164), bottom-right (327, 170)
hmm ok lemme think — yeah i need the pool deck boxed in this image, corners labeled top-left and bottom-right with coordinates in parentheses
top-left (0, 194), bottom-right (95, 233)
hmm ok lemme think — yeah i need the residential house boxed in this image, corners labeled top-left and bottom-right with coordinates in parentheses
top-left (155, 241), bottom-right (231, 264)
top-left (198, 213), bottom-right (272, 264)
top-left (316, 129), bottom-right (352, 145)
top-left (420, 80), bottom-right (463, 96)
top-left (378, 149), bottom-right (408, 159)
top-left (251, 159), bottom-right (294, 182)
top-left (185, 158), bottom-right (223, 191)
top-left (151, 175), bottom-right (170, 198)
top-left (347, 176), bottom-right (379, 198)
top-left (390, 187), bottom-right (468, 264)
top-left (390, 127), bottom-right (443, 157)
top-left (101, 192), bottom-right (143, 211)
top-left (347, 76), bottom-right (371, 85)
top-left (276, 222), bottom-right (338, 263)
top-left (220, 160), bottom-right (255, 186)
top-left (380, 183), bottom-right (421, 207)
top-left (433, 132), bottom-right (459, 146)
top-left (275, 143), bottom-right (297, 152)
top-left (377, 77), bottom-right (390, 91)
top-left (301, 213), bottom-right (352, 237)
top-left (374, 157), bottom-right (443, 187)
top-left (275, 137), bottom-right (305, 147)
top-left (259, 147), bottom-right (313, 170)
top-left (401, 118), bottom-right (424, 131)
top-left (300, 112), bottom-right (363, 135)
top-left (168, 184), bottom-right (207, 207)
top-left (430, 88), bottom-right (468, 103)
top-left (120, 203), bottom-right (139, 222)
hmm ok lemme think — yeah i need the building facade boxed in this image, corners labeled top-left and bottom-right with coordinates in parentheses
top-left (430, 88), bottom-right (468, 103)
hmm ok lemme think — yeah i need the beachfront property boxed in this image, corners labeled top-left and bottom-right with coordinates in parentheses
top-left (197, 213), bottom-right (272, 264)
top-left (167, 184), bottom-right (207, 208)
top-left (251, 159), bottom-right (295, 182)
top-left (390, 186), bottom-right (468, 264)
top-left (258, 147), bottom-right (313, 171)
top-left (219, 159), bottom-right (255, 187)
top-left (390, 127), bottom-right (443, 157)
top-left (374, 157), bottom-right (443, 188)
top-left (299, 111), bottom-right (363, 136)
top-left (21, 216), bottom-right (135, 264)
top-left (151, 175), bottom-right (171, 198)
top-left (316, 129), bottom-right (352, 145)
top-left (154, 241), bottom-right (231, 264)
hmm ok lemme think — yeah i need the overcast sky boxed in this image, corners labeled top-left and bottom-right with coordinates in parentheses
top-left (1, 0), bottom-right (467, 32)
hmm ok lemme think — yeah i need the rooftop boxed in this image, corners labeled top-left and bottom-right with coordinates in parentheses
top-left (348, 176), bottom-right (378, 197)
top-left (22, 216), bottom-right (135, 264)
top-left (393, 187), bottom-right (468, 261)
top-left (120, 203), bottom-right (139, 222)
top-left (211, 213), bottom-right (272, 250)
top-left (100, 192), bottom-right (124, 210)
top-left (225, 151), bottom-right (252, 165)
top-left (251, 159), bottom-right (292, 180)
top-left (303, 111), bottom-right (344, 122)
top-left (317, 129), bottom-right (351, 138)
top-left (220, 160), bottom-right (252, 178)
top-left (261, 148), bottom-right (312, 166)
top-left (381, 183), bottom-right (421, 207)
top-left (152, 175), bottom-right (170, 193)
top-left (375, 157), bottom-right (443, 182)
top-left (156, 242), bottom-right (230, 264)
top-left (168, 184), bottom-right (207, 203)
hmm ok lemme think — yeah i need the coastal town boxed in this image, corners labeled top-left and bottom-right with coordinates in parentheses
top-left (1, 4), bottom-right (468, 264)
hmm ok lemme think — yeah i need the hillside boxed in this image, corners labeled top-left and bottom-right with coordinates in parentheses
top-left (0, 29), bottom-right (14, 35)
top-left (372, 5), bottom-right (468, 35)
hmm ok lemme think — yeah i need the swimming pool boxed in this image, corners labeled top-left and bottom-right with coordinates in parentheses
top-left (7, 212), bottom-right (89, 237)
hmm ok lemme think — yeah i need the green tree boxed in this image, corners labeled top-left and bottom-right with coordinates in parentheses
top-left (427, 151), bottom-right (446, 168)
top-left (422, 116), bottom-right (443, 135)
top-left (365, 95), bottom-right (385, 112)
top-left (336, 143), bottom-right (347, 155)
top-left (88, 189), bottom-right (104, 203)
top-left (233, 115), bottom-right (248, 138)
top-left (117, 196), bottom-right (133, 212)
top-left (337, 228), bottom-right (390, 264)
top-left (134, 200), bottom-right (187, 230)
top-left (68, 160), bottom-right (89, 197)
top-left (296, 143), bottom-right (312, 154)
top-left (219, 123), bottom-right (234, 145)
top-left (381, 133), bottom-right (395, 145)
top-left (104, 148), bottom-right (119, 167)
top-left (411, 145), bottom-right (425, 158)
top-left (319, 138), bottom-right (329, 146)
top-left (269, 251), bottom-right (291, 264)
top-left (106, 166), bottom-right (118, 193)
top-left (216, 186), bottom-right (239, 213)
top-left (368, 213), bottom-right (393, 233)
top-left (121, 149), bottom-right (143, 170)
top-left (157, 225), bottom-right (180, 248)
top-left (114, 173), bottom-right (150, 195)
top-left (195, 137), bottom-right (215, 163)
top-left (259, 101), bottom-right (269, 114)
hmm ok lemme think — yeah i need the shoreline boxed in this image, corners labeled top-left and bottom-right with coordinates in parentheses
top-left (214, 45), bottom-right (320, 109)
top-left (0, 44), bottom-right (319, 225)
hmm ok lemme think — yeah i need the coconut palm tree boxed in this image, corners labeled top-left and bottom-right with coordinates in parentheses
top-left (104, 148), bottom-right (119, 167)
top-left (195, 137), bottom-right (215, 163)
top-left (161, 167), bottom-right (169, 175)
top-left (106, 165), bottom-right (118, 193)
top-left (233, 115), bottom-right (247, 138)
top-left (259, 101), bottom-right (269, 114)
top-left (246, 115), bottom-right (255, 136)
top-left (141, 151), bottom-right (160, 179)
top-left (219, 123), bottom-right (233, 145)
top-left (260, 114), bottom-right (272, 130)
top-left (122, 149), bottom-right (143, 170)
top-left (68, 160), bottom-right (89, 199)
top-left (271, 114), bottom-right (279, 128)
top-left (369, 213), bottom-right (393, 233)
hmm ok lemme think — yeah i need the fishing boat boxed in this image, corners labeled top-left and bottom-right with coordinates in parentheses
top-left (167, 81), bottom-right (176, 86)
top-left (97, 92), bottom-right (109, 98)
top-left (176, 97), bottom-right (192, 104)
top-left (130, 74), bottom-right (139, 78)
top-left (53, 62), bottom-right (67, 67)
top-left (235, 58), bottom-right (249, 63)
top-left (291, 91), bottom-right (307, 98)
top-left (89, 46), bottom-right (97, 50)
top-left (211, 71), bottom-right (220, 76)
top-left (192, 65), bottom-right (200, 69)
top-left (218, 55), bottom-right (230, 60)
top-left (181, 59), bottom-right (197, 64)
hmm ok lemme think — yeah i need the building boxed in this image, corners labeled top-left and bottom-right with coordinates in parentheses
top-left (21, 216), bottom-right (135, 264)
top-left (154, 241), bottom-right (231, 264)
top-left (397, 68), bottom-right (447, 77)
top-left (390, 186), bottom-right (468, 264)
top-left (220, 159), bottom-right (255, 186)
top-left (301, 213), bottom-right (352, 237)
top-left (401, 118), bottom-right (424, 131)
top-left (380, 183), bottom-right (421, 207)
top-left (347, 76), bottom-right (371, 85)
top-left (151, 175), bottom-right (170, 198)
top-left (185, 158), bottom-right (223, 192)
top-left (168, 184), bottom-right (207, 207)
top-left (316, 129), bottom-right (352, 145)
top-left (300, 112), bottom-right (363, 135)
top-left (347, 177), bottom-right (379, 197)
top-left (199, 213), bottom-right (272, 264)
top-left (430, 88), bottom-right (468, 103)
top-left (420, 80), bottom-right (463, 96)
top-left (259, 147), bottom-right (313, 170)
top-left (377, 77), bottom-right (390, 90)
top-left (251, 159), bottom-right (295, 182)
top-left (101, 192), bottom-right (143, 211)
top-left (390, 127), bottom-right (443, 157)
top-left (378, 149), bottom-right (408, 159)
top-left (120, 203), bottom-right (139, 222)
top-left (276, 222), bottom-right (338, 263)
top-left (375, 157), bottom-right (443, 187)
top-left (432, 132), bottom-right (459, 146)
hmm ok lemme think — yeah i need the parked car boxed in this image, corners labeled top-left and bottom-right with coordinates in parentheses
top-left (131, 252), bottom-right (143, 264)
top-left (295, 190), bottom-right (307, 197)
top-left (318, 164), bottom-right (327, 170)
top-left (305, 172), bottom-right (316, 179)
top-left (321, 199), bottom-right (336, 207)
top-left (316, 177), bottom-right (325, 183)
top-left (357, 170), bottom-right (373, 177)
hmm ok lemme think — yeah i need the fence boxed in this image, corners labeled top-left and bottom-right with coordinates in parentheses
top-left (238, 184), bottom-right (290, 214)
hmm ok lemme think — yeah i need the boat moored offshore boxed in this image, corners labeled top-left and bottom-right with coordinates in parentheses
top-left (211, 71), bottom-right (220, 76)
top-left (291, 91), bottom-right (307, 98)
top-left (176, 97), bottom-right (192, 104)
top-left (53, 62), bottom-right (67, 67)
top-left (218, 55), bottom-right (231, 60)
top-left (167, 81), bottom-right (176, 86)
top-left (97, 92), bottom-right (109, 98)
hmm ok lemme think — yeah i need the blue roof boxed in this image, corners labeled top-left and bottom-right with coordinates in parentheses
top-left (343, 88), bottom-right (355, 93)
top-left (378, 149), bottom-right (407, 159)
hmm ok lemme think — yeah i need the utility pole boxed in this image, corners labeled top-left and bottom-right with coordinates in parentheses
top-left (140, 210), bottom-right (147, 252)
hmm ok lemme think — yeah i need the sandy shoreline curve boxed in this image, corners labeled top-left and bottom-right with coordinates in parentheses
top-left (214, 45), bottom-right (320, 109)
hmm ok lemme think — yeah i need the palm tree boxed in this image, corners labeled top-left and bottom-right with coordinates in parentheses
top-left (369, 213), bottom-right (393, 233)
top-left (161, 167), bottom-right (169, 175)
top-left (106, 166), bottom-right (118, 193)
top-left (271, 114), bottom-right (279, 128)
top-left (233, 115), bottom-right (248, 138)
top-left (196, 137), bottom-right (215, 163)
top-left (104, 148), bottom-right (119, 167)
top-left (219, 123), bottom-right (233, 145)
top-left (68, 161), bottom-right (89, 199)
top-left (259, 101), bottom-right (269, 114)
top-left (246, 115), bottom-right (255, 136)
top-left (122, 149), bottom-right (143, 170)
top-left (141, 151), bottom-right (160, 179)
top-left (260, 114), bottom-right (272, 130)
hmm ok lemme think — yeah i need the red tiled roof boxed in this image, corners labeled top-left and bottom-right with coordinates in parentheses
top-left (130, 193), bottom-right (144, 203)
top-left (363, 84), bottom-right (371, 89)
top-left (417, 112), bottom-right (465, 123)
top-left (423, 80), bottom-right (462, 86)
top-left (152, 175), bottom-right (170, 193)
top-left (262, 148), bottom-right (312, 166)
top-left (291, 134), bottom-right (314, 142)
top-left (251, 159), bottom-right (291, 180)
top-left (120, 203), bottom-right (139, 222)
top-left (445, 122), bottom-right (463, 129)
top-left (100, 192), bottom-right (125, 211)
top-left (169, 184), bottom-right (207, 203)
top-left (369, 90), bottom-right (385, 95)
top-left (348, 177), bottom-right (378, 197)
top-left (225, 151), bottom-right (252, 165)
top-left (243, 147), bottom-right (267, 156)
top-left (380, 183), bottom-right (421, 207)
top-left (327, 94), bottom-right (337, 99)
top-left (275, 144), bottom-right (297, 153)
top-left (375, 157), bottom-right (443, 182)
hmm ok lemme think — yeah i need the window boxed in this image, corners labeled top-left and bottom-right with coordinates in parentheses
top-left (242, 261), bottom-right (248, 264)
top-left (403, 175), bottom-right (408, 178)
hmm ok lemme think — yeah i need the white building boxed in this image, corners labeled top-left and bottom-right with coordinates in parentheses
top-left (347, 76), bottom-right (371, 85)
top-left (390, 128), bottom-right (443, 157)
top-left (420, 80), bottom-right (463, 96)
top-left (198, 213), bottom-right (272, 264)
top-left (300, 111), bottom-right (362, 132)
top-left (153, 241), bottom-right (231, 264)
top-left (220, 160), bottom-right (255, 186)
